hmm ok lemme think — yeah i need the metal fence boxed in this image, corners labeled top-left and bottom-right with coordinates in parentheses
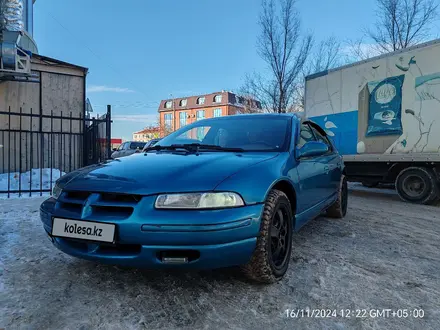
top-left (0, 105), bottom-right (111, 197)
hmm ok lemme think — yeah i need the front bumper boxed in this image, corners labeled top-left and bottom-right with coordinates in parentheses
top-left (40, 197), bottom-right (264, 269)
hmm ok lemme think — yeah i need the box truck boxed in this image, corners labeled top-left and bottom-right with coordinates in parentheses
top-left (305, 39), bottom-right (440, 204)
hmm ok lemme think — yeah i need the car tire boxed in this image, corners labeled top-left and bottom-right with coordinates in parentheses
top-left (242, 189), bottom-right (293, 284)
top-left (326, 174), bottom-right (348, 218)
top-left (395, 167), bottom-right (439, 205)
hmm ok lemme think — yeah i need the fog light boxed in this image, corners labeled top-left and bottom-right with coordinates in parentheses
top-left (162, 257), bottom-right (188, 264)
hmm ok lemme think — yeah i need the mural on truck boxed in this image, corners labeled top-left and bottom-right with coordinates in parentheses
top-left (365, 74), bottom-right (405, 137)
top-left (306, 43), bottom-right (440, 155)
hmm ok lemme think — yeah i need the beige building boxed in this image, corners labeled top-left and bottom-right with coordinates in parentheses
top-left (132, 126), bottom-right (160, 141)
top-left (0, 54), bottom-right (88, 174)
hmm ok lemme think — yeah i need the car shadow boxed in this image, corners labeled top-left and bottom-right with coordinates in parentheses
top-left (62, 258), bottom-right (256, 288)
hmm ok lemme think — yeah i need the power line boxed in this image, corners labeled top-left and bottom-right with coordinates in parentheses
top-left (90, 101), bottom-right (160, 109)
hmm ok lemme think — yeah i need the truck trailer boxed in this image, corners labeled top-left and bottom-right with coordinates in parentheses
top-left (305, 39), bottom-right (440, 204)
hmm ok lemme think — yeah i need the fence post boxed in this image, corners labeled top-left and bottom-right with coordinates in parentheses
top-left (106, 105), bottom-right (111, 159)
top-left (83, 111), bottom-right (87, 167)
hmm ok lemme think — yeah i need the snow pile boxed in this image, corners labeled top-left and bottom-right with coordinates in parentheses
top-left (0, 168), bottom-right (66, 199)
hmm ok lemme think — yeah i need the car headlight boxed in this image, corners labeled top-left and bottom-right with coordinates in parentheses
top-left (52, 183), bottom-right (63, 200)
top-left (155, 192), bottom-right (245, 209)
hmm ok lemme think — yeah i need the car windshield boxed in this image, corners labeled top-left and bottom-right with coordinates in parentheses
top-left (156, 116), bottom-right (291, 152)
top-left (130, 142), bottom-right (146, 150)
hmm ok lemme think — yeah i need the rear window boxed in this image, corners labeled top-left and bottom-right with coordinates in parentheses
top-left (130, 142), bottom-right (146, 150)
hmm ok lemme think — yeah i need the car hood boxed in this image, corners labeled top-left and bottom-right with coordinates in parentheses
top-left (61, 151), bottom-right (279, 195)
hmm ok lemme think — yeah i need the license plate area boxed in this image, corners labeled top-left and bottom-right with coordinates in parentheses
top-left (51, 217), bottom-right (116, 243)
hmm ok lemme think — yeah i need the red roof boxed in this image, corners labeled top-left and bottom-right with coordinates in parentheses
top-left (133, 126), bottom-right (160, 134)
top-left (98, 138), bottom-right (123, 144)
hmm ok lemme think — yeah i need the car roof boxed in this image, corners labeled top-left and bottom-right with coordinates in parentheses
top-left (199, 112), bottom-right (302, 122)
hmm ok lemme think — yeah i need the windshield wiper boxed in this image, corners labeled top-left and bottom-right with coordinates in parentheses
top-left (193, 144), bottom-right (245, 152)
top-left (144, 144), bottom-right (194, 152)
top-left (144, 143), bottom-right (244, 153)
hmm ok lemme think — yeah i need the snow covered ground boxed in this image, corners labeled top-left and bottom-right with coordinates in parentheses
top-left (348, 182), bottom-right (397, 195)
top-left (0, 168), bottom-right (65, 199)
top-left (1, 190), bottom-right (439, 329)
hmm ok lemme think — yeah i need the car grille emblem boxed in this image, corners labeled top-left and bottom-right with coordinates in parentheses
top-left (81, 193), bottom-right (100, 219)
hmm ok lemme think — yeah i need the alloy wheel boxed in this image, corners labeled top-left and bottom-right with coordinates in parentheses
top-left (270, 205), bottom-right (291, 269)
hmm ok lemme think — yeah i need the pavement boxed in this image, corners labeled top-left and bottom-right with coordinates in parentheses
top-left (1, 186), bottom-right (439, 330)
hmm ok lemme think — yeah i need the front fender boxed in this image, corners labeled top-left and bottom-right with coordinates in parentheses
top-left (214, 153), bottom-right (298, 205)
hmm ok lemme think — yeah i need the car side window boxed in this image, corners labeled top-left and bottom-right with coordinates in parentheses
top-left (309, 125), bottom-right (333, 152)
top-left (130, 142), bottom-right (145, 150)
top-left (297, 123), bottom-right (316, 148)
top-left (117, 143), bottom-right (125, 151)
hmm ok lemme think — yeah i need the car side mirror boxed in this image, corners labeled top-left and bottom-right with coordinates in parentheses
top-left (296, 141), bottom-right (329, 159)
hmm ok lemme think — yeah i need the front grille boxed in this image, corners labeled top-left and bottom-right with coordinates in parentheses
top-left (58, 191), bottom-right (141, 220)
top-left (65, 191), bottom-right (91, 202)
top-left (61, 239), bottom-right (141, 256)
top-left (92, 206), bottom-right (134, 220)
top-left (100, 193), bottom-right (141, 204)
top-left (98, 243), bottom-right (141, 255)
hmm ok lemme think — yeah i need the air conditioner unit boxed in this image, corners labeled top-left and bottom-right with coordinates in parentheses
top-left (0, 31), bottom-right (32, 77)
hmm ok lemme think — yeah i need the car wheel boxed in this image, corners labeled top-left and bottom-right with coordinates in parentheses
top-left (242, 189), bottom-right (293, 284)
top-left (395, 167), bottom-right (439, 205)
top-left (326, 174), bottom-right (348, 218)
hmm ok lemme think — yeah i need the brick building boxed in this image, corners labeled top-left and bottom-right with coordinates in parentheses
top-left (158, 91), bottom-right (262, 137)
top-left (133, 126), bottom-right (160, 141)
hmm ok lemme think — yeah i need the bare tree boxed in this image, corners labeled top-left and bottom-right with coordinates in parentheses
top-left (156, 114), bottom-right (173, 138)
top-left (293, 36), bottom-right (344, 111)
top-left (344, 38), bottom-right (381, 61)
top-left (233, 92), bottom-right (265, 114)
top-left (307, 36), bottom-right (343, 73)
top-left (243, 0), bottom-right (313, 113)
top-left (368, 0), bottom-right (438, 53)
top-left (241, 73), bottom-right (278, 112)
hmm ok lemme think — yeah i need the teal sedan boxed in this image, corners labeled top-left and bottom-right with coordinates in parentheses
top-left (40, 113), bottom-right (347, 283)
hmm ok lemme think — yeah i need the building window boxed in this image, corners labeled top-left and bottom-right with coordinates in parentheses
top-left (196, 97), bottom-right (205, 105)
top-left (165, 101), bottom-right (173, 109)
top-left (164, 113), bottom-right (173, 130)
top-left (180, 99), bottom-right (187, 107)
top-left (196, 110), bottom-right (205, 139)
top-left (196, 110), bottom-right (205, 121)
top-left (214, 95), bottom-right (222, 103)
top-left (235, 95), bottom-right (241, 104)
top-left (213, 108), bottom-right (222, 117)
top-left (179, 112), bottom-right (187, 128)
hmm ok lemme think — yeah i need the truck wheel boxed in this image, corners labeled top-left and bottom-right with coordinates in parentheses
top-left (395, 167), bottom-right (439, 205)
top-left (326, 175), bottom-right (348, 218)
top-left (242, 190), bottom-right (293, 284)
